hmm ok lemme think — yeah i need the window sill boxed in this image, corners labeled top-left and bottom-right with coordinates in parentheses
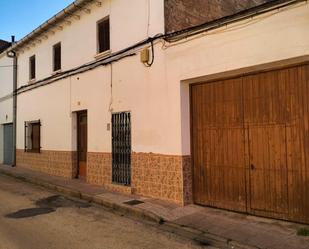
top-left (25, 150), bottom-right (40, 154)
top-left (52, 69), bottom-right (62, 76)
top-left (28, 79), bottom-right (36, 84)
top-left (94, 50), bottom-right (111, 60)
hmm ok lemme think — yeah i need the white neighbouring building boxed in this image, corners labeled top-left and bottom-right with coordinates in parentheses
top-left (1, 0), bottom-right (309, 224)
top-left (0, 40), bottom-right (13, 165)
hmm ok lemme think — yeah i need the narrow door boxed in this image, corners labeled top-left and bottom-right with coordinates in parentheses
top-left (3, 123), bottom-right (13, 165)
top-left (77, 111), bottom-right (87, 179)
top-left (248, 125), bottom-right (289, 214)
top-left (112, 112), bottom-right (131, 186)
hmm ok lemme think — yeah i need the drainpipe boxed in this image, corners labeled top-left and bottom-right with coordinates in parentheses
top-left (7, 35), bottom-right (17, 167)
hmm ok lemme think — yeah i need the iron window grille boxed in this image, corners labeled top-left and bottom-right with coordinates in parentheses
top-left (24, 120), bottom-right (41, 153)
top-left (112, 112), bottom-right (131, 186)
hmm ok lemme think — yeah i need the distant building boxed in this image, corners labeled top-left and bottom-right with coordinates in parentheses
top-left (0, 39), bottom-right (13, 165)
top-left (0, 40), bottom-right (11, 53)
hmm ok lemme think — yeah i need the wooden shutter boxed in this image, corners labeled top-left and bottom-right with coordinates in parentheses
top-left (29, 55), bottom-right (36, 80)
top-left (98, 18), bottom-right (110, 53)
top-left (24, 122), bottom-right (28, 151)
top-left (25, 121), bottom-right (41, 153)
top-left (31, 122), bottom-right (40, 152)
top-left (53, 43), bottom-right (61, 71)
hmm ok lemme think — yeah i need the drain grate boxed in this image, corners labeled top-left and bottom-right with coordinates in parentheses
top-left (123, 199), bottom-right (144, 206)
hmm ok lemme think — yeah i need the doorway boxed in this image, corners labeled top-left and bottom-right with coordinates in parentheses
top-left (3, 123), bottom-right (13, 165)
top-left (112, 112), bottom-right (131, 186)
top-left (77, 111), bottom-right (87, 180)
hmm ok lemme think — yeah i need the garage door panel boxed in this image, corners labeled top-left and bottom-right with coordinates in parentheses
top-left (285, 65), bottom-right (309, 223)
top-left (192, 78), bottom-right (247, 212)
top-left (192, 84), bottom-right (208, 205)
top-left (202, 128), bottom-right (246, 210)
top-left (248, 125), bottom-right (288, 214)
top-left (191, 86), bottom-right (203, 204)
top-left (203, 128), bottom-right (246, 205)
top-left (244, 73), bottom-right (283, 125)
top-left (244, 69), bottom-right (290, 215)
top-left (200, 80), bottom-right (244, 126)
top-left (286, 123), bottom-right (303, 218)
top-left (302, 65), bottom-right (309, 223)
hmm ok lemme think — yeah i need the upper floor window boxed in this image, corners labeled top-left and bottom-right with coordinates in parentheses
top-left (53, 42), bottom-right (61, 72)
top-left (97, 17), bottom-right (110, 53)
top-left (29, 55), bottom-right (36, 80)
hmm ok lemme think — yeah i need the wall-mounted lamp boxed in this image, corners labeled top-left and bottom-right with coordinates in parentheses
top-left (6, 50), bottom-right (16, 58)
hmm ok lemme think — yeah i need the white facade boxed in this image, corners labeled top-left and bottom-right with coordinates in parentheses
top-left (15, 1), bottom-right (309, 155)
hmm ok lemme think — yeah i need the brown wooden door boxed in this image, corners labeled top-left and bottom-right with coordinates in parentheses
top-left (191, 78), bottom-right (247, 212)
top-left (77, 111), bottom-right (87, 179)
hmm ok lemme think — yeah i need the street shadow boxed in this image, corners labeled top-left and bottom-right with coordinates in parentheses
top-left (35, 195), bottom-right (91, 209)
top-left (5, 208), bottom-right (55, 219)
top-left (5, 195), bottom-right (91, 219)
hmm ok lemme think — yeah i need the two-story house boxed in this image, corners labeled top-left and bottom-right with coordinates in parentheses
top-left (2, 0), bottom-right (309, 224)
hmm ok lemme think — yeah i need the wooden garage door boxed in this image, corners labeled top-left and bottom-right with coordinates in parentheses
top-left (191, 64), bottom-right (309, 223)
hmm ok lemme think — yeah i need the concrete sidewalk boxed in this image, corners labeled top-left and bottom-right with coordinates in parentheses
top-left (0, 165), bottom-right (308, 249)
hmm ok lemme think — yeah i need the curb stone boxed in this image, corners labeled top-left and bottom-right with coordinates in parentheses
top-left (0, 168), bottom-right (259, 249)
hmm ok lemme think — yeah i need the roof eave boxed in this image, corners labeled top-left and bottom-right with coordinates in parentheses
top-left (10, 0), bottom-right (94, 52)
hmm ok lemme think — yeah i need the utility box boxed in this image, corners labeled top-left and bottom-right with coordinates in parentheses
top-left (140, 48), bottom-right (150, 64)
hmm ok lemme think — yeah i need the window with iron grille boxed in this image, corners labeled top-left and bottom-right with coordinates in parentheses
top-left (29, 55), bottom-right (36, 80)
top-left (25, 120), bottom-right (41, 153)
top-left (53, 42), bottom-right (61, 71)
top-left (97, 17), bottom-right (110, 53)
top-left (112, 112), bottom-right (131, 186)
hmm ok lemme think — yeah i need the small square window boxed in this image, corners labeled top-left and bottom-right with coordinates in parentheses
top-left (53, 42), bottom-right (61, 72)
top-left (25, 121), bottom-right (41, 153)
top-left (97, 17), bottom-right (110, 53)
top-left (29, 55), bottom-right (36, 80)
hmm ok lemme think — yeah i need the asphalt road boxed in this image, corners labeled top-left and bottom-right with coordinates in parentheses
top-left (0, 174), bottom-right (214, 249)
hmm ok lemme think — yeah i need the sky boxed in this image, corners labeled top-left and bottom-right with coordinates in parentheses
top-left (0, 0), bottom-right (74, 42)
